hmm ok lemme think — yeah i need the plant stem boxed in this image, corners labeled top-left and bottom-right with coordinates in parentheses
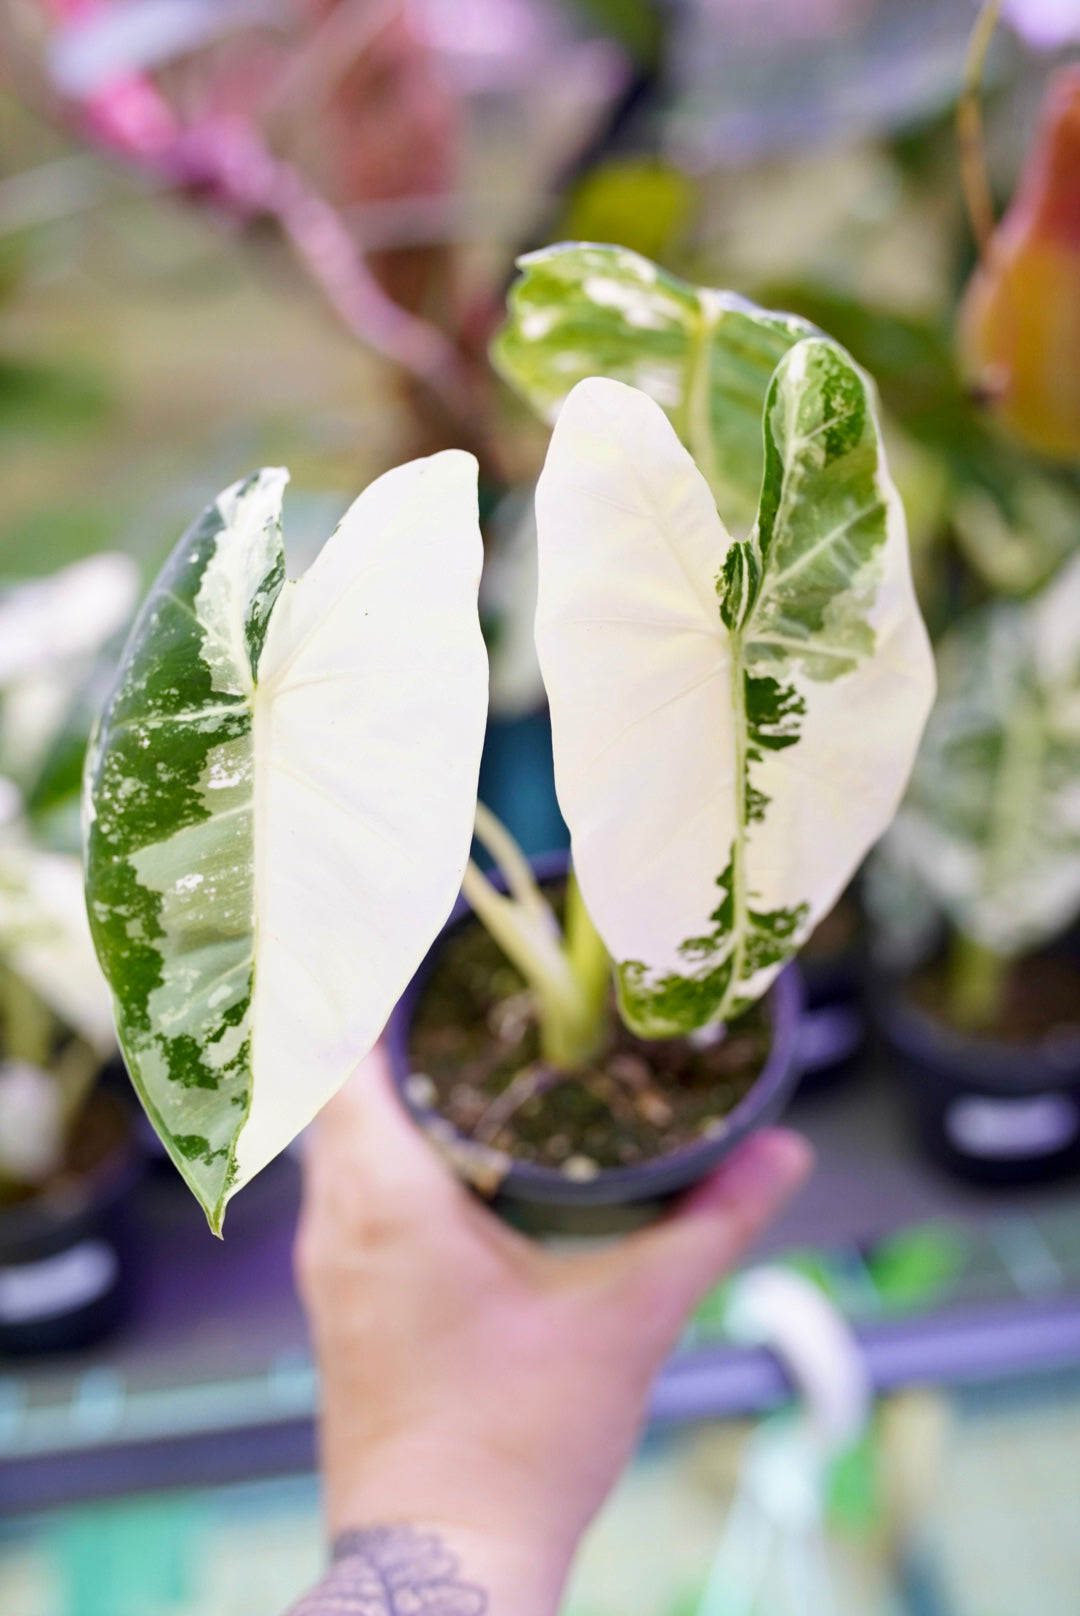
top-left (947, 930), bottom-right (1007, 1034)
top-left (958, 0), bottom-right (1003, 259)
top-left (461, 859), bottom-right (604, 1069)
top-left (725, 636), bottom-right (750, 1019)
top-left (462, 804), bottom-right (613, 1069)
top-left (0, 963), bottom-right (53, 1068)
top-left (565, 868), bottom-right (612, 1047)
top-left (52, 1037), bottom-right (102, 1132)
top-left (472, 802), bottom-right (556, 932)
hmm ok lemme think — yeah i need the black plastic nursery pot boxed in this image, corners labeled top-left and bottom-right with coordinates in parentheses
top-left (877, 977), bottom-right (1080, 1187)
top-left (0, 1091), bottom-right (142, 1355)
top-left (387, 855), bottom-right (805, 1237)
top-left (794, 892), bottom-right (868, 1091)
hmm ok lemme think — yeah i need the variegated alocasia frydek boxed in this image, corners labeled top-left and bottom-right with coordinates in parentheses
top-left (534, 354), bottom-right (935, 1037)
top-left (883, 549), bottom-right (1080, 960)
top-left (84, 457), bottom-right (487, 1230)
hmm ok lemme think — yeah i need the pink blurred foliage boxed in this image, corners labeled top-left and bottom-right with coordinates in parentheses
top-left (32, 0), bottom-right (479, 417)
top-left (42, 0), bottom-right (179, 159)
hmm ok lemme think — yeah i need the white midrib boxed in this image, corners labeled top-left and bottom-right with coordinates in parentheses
top-left (724, 627), bottom-right (751, 1014)
top-left (241, 656), bottom-right (277, 1197)
top-left (683, 290), bottom-right (749, 1014)
top-left (981, 677), bottom-right (1044, 910)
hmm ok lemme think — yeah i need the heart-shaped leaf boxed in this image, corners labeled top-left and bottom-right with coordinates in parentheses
top-left (535, 354), bottom-right (934, 1036)
top-left (84, 456), bottom-right (487, 1229)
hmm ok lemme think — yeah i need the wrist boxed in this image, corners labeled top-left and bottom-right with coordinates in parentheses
top-left (321, 1430), bottom-right (579, 1612)
top-left (336, 1520), bottom-right (566, 1616)
top-left (288, 1518), bottom-right (565, 1616)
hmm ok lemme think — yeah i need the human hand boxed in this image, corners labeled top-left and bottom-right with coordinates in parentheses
top-left (293, 1045), bottom-right (811, 1615)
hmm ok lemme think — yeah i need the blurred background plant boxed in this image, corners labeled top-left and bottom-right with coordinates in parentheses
top-left (0, 551), bottom-right (135, 1202)
top-left (862, 3), bottom-right (1080, 1085)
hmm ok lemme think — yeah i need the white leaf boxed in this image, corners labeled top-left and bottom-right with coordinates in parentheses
top-left (241, 452), bottom-right (488, 1188)
top-left (536, 374), bottom-right (933, 1032)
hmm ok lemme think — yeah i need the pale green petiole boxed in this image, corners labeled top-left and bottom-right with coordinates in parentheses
top-left (463, 805), bottom-right (610, 1070)
top-left (947, 930), bottom-right (1008, 1035)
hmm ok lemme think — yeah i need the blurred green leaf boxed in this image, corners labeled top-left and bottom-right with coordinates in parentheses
top-left (0, 502), bottom-right (117, 577)
top-left (953, 474), bottom-right (1080, 598)
top-left (868, 1223), bottom-right (970, 1312)
top-left (0, 356), bottom-right (109, 438)
top-left (561, 0), bottom-right (664, 67)
top-left (827, 1432), bottom-right (881, 1534)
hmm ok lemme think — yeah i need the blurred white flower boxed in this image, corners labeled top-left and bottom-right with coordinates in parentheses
top-left (1000, 0), bottom-right (1080, 49)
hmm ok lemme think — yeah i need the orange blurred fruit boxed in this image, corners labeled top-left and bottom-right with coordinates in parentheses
top-left (958, 65), bottom-right (1080, 461)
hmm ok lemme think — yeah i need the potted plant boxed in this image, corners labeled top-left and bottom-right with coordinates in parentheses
top-left (82, 262), bottom-right (933, 1235)
top-left (871, 551), bottom-right (1080, 1183)
top-left (0, 553), bottom-right (143, 1351)
top-left (492, 242), bottom-right (898, 1090)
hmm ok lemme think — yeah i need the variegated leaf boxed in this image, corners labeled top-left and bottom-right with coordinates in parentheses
top-left (535, 355), bottom-right (934, 1037)
top-left (885, 551), bottom-right (1080, 956)
top-left (84, 457), bottom-right (487, 1230)
top-left (493, 242), bottom-right (816, 532)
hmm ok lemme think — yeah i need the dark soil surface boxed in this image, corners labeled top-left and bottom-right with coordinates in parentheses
top-left (408, 906), bottom-right (772, 1179)
top-left (911, 954), bottom-right (1080, 1044)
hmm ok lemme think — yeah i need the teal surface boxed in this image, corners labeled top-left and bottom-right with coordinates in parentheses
top-left (6, 1388), bottom-right (1080, 1616)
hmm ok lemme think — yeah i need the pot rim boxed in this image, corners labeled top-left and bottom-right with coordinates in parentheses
top-left (0, 1092), bottom-right (141, 1249)
top-left (387, 852), bottom-right (804, 1207)
top-left (875, 968), bottom-right (1080, 1089)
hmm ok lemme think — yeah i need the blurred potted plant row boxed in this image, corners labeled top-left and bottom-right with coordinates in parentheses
top-left (0, 554), bottom-right (142, 1350)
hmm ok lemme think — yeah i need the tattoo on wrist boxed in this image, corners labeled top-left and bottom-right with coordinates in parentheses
top-left (286, 1524), bottom-right (489, 1615)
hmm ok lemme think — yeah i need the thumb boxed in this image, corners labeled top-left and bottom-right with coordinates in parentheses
top-left (301, 1041), bottom-right (465, 1220)
top-left (605, 1129), bottom-right (813, 1346)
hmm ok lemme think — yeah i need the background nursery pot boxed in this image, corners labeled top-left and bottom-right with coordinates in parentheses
top-left (877, 974), bottom-right (1080, 1187)
top-left (0, 1088), bottom-right (142, 1354)
top-left (387, 858), bottom-right (805, 1238)
top-left (794, 892), bottom-right (868, 1091)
